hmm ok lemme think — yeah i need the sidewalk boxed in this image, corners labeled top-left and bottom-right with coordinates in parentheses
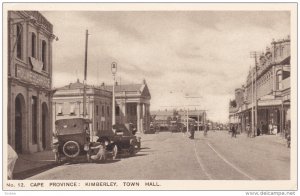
top-left (13, 150), bottom-right (57, 179)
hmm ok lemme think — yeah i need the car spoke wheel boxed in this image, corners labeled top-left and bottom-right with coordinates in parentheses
top-left (63, 141), bottom-right (80, 158)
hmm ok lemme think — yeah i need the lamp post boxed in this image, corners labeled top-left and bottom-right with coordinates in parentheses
top-left (111, 62), bottom-right (117, 126)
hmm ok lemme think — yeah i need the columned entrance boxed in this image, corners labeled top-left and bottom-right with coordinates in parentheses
top-left (15, 94), bottom-right (25, 153)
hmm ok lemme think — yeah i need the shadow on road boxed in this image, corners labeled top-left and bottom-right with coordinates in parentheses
top-left (14, 163), bottom-right (59, 180)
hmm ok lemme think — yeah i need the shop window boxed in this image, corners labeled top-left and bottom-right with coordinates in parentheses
top-left (16, 24), bottom-right (23, 59)
top-left (31, 33), bottom-right (36, 58)
top-left (42, 40), bottom-right (47, 71)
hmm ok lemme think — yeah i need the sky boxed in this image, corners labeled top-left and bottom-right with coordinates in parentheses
top-left (41, 11), bottom-right (290, 123)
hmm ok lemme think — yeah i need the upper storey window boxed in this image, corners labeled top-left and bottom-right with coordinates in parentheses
top-left (16, 24), bottom-right (23, 59)
top-left (31, 33), bottom-right (36, 58)
top-left (42, 40), bottom-right (47, 71)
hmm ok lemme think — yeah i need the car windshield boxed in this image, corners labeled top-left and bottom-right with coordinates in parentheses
top-left (114, 124), bottom-right (133, 136)
top-left (55, 118), bottom-right (90, 135)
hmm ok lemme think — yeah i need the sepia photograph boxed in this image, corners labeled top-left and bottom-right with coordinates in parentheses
top-left (2, 2), bottom-right (297, 191)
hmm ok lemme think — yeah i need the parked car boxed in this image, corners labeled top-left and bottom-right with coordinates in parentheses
top-left (52, 118), bottom-right (92, 163)
top-left (97, 123), bottom-right (141, 157)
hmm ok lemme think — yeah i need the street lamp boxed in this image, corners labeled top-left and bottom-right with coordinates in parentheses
top-left (111, 62), bottom-right (117, 126)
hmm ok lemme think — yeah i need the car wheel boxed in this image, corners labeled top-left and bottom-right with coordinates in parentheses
top-left (62, 141), bottom-right (80, 158)
top-left (112, 145), bottom-right (118, 160)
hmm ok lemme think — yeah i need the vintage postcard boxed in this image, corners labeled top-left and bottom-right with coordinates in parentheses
top-left (2, 2), bottom-right (298, 191)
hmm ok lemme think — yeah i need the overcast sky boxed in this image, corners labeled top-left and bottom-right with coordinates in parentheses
top-left (41, 11), bottom-right (290, 122)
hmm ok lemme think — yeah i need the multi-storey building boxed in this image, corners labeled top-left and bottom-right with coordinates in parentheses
top-left (52, 80), bottom-right (112, 137)
top-left (7, 11), bottom-right (55, 153)
top-left (229, 36), bottom-right (291, 136)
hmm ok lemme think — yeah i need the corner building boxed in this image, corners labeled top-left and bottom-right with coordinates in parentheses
top-left (8, 11), bottom-right (55, 153)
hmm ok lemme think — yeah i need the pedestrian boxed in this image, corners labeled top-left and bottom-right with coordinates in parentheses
top-left (246, 124), bottom-right (251, 137)
top-left (189, 123), bottom-right (195, 139)
top-left (269, 123), bottom-right (273, 135)
top-left (231, 124), bottom-right (236, 138)
top-left (204, 123), bottom-right (208, 136)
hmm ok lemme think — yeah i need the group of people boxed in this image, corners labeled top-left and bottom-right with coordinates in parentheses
top-left (188, 123), bottom-right (209, 139)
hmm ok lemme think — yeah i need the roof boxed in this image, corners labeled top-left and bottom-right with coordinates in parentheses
top-left (101, 84), bottom-right (144, 92)
top-left (56, 79), bottom-right (93, 90)
top-left (151, 110), bottom-right (174, 116)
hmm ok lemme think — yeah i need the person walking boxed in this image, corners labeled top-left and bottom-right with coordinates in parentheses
top-left (231, 124), bottom-right (236, 138)
top-left (189, 123), bottom-right (195, 139)
top-left (204, 123), bottom-right (208, 137)
top-left (246, 124), bottom-right (251, 137)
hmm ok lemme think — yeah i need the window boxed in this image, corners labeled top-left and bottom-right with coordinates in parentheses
top-left (276, 71), bottom-right (282, 90)
top-left (102, 106), bottom-right (104, 116)
top-left (16, 24), bottom-right (22, 59)
top-left (42, 40), bottom-right (47, 71)
top-left (31, 33), bottom-right (36, 58)
top-left (116, 106), bottom-right (120, 116)
top-left (32, 96), bottom-right (38, 144)
top-left (70, 103), bottom-right (75, 115)
top-left (107, 106), bottom-right (110, 116)
top-left (57, 104), bottom-right (63, 115)
top-left (96, 105), bottom-right (99, 116)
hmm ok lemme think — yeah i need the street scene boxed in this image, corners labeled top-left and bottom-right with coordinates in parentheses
top-left (5, 4), bottom-right (294, 190)
top-left (25, 131), bottom-right (290, 180)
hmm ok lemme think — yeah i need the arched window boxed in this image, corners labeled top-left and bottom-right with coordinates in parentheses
top-left (276, 71), bottom-right (282, 90)
top-left (42, 40), bottom-right (47, 71)
top-left (31, 33), bottom-right (36, 58)
top-left (16, 24), bottom-right (22, 59)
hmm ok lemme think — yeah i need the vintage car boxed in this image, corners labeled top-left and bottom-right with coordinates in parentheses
top-left (97, 123), bottom-right (141, 157)
top-left (52, 118), bottom-right (92, 163)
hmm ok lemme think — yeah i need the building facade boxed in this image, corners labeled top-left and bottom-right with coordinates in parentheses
top-left (229, 36), bottom-right (291, 136)
top-left (101, 80), bottom-right (151, 133)
top-left (53, 80), bottom-right (112, 137)
top-left (8, 11), bottom-right (55, 153)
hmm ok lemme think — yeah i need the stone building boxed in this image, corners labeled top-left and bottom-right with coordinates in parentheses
top-left (52, 80), bottom-right (112, 137)
top-left (229, 36), bottom-right (291, 136)
top-left (7, 11), bottom-right (55, 153)
top-left (101, 80), bottom-right (151, 133)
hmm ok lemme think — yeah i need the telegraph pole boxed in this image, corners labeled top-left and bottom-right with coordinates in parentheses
top-left (83, 30), bottom-right (89, 118)
top-left (250, 51), bottom-right (259, 137)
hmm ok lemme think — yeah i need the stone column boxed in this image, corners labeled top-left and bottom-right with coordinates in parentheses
top-left (121, 102), bottom-right (126, 123)
top-left (137, 103), bottom-right (141, 133)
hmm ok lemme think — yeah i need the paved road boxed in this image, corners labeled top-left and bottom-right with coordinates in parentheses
top-left (27, 131), bottom-right (290, 180)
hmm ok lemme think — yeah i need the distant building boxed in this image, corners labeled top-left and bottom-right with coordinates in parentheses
top-left (52, 79), bottom-right (112, 136)
top-left (7, 11), bottom-right (55, 153)
top-left (151, 109), bottom-right (206, 131)
top-left (229, 36), bottom-right (291, 136)
top-left (101, 79), bottom-right (151, 133)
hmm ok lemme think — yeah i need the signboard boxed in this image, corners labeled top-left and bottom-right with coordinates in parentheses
top-left (16, 65), bottom-right (51, 89)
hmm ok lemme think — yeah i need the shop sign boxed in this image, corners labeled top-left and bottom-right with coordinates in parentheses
top-left (16, 65), bottom-right (50, 89)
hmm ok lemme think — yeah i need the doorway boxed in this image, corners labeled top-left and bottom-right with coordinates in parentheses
top-left (15, 94), bottom-right (25, 153)
top-left (41, 103), bottom-right (48, 150)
